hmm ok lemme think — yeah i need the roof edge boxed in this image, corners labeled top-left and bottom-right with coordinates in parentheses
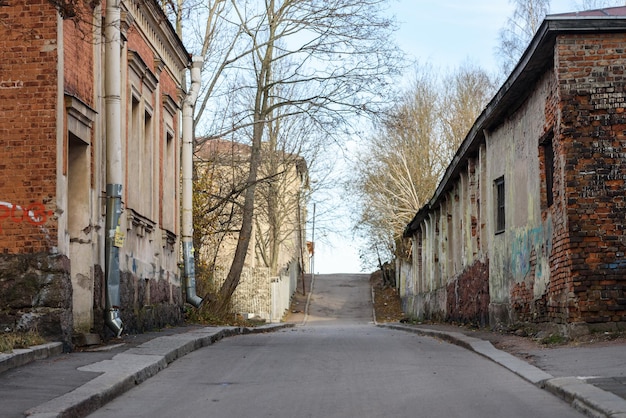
top-left (404, 14), bottom-right (626, 237)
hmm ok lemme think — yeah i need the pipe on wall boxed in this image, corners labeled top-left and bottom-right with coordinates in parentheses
top-left (103, 0), bottom-right (123, 336)
top-left (181, 56), bottom-right (203, 307)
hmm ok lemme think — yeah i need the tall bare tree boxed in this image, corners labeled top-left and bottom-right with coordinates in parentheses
top-left (352, 63), bottom-right (495, 267)
top-left (496, 0), bottom-right (550, 75)
top-left (353, 67), bottom-right (439, 265)
top-left (212, 0), bottom-right (401, 311)
top-left (164, 0), bottom-right (403, 313)
top-left (439, 62), bottom-right (496, 162)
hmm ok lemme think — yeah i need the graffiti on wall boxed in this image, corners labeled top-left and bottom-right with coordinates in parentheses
top-left (510, 220), bottom-right (553, 280)
top-left (0, 201), bottom-right (53, 232)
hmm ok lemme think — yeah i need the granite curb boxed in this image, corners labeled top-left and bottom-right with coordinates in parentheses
top-left (380, 323), bottom-right (626, 418)
top-left (0, 342), bottom-right (64, 375)
top-left (21, 323), bottom-right (293, 418)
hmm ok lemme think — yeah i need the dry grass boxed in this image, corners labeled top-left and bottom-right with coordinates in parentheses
top-left (371, 270), bottom-right (405, 322)
top-left (0, 330), bottom-right (47, 353)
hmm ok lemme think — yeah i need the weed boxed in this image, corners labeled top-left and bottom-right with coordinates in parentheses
top-left (540, 333), bottom-right (568, 346)
top-left (0, 330), bottom-right (46, 353)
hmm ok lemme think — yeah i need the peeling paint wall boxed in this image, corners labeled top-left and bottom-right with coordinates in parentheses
top-left (403, 26), bottom-right (626, 332)
top-left (403, 156), bottom-right (487, 324)
top-left (486, 70), bottom-right (555, 326)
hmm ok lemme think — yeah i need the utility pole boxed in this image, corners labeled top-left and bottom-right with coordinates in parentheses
top-left (311, 203), bottom-right (316, 281)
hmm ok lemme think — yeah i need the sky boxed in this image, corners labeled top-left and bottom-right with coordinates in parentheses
top-left (312, 0), bottom-right (606, 275)
top-left (386, 0), bottom-right (581, 73)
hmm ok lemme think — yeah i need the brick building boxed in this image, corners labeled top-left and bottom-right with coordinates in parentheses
top-left (0, 0), bottom-right (193, 347)
top-left (401, 7), bottom-right (626, 336)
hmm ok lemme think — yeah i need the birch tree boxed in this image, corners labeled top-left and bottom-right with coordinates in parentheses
top-left (496, 0), bottom-right (550, 75)
top-left (573, 0), bottom-right (626, 8)
top-left (439, 62), bottom-right (496, 163)
top-left (353, 63), bottom-right (495, 266)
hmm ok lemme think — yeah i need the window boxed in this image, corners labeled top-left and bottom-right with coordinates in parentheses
top-left (127, 94), bottom-right (141, 209)
top-left (142, 108), bottom-right (153, 215)
top-left (543, 136), bottom-right (554, 207)
top-left (127, 51), bottom-right (157, 220)
top-left (495, 176), bottom-right (505, 234)
top-left (162, 129), bottom-right (175, 231)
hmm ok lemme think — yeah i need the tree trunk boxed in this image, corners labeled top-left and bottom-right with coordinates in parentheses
top-left (214, 121), bottom-right (263, 312)
top-left (211, 0), bottom-right (276, 313)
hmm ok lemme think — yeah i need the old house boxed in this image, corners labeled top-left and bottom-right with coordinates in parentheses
top-left (194, 139), bottom-right (308, 321)
top-left (401, 7), bottom-right (626, 336)
top-left (0, 0), bottom-right (197, 347)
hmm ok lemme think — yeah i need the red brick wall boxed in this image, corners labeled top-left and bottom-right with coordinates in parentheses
top-left (557, 33), bottom-right (626, 324)
top-left (0, 1), bottom-right (59, 253)
top-left (127, 27), bottom-right (157, 74)
top-left (446, 260), bottom-right (489, 326)
top-left (543, 65), bottom-right (573, 325)
top-left (64, 6), bottom-right (95, 106)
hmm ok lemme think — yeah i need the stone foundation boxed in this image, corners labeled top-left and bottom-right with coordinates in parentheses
top-left (0, 253), bottom-right (73, 350)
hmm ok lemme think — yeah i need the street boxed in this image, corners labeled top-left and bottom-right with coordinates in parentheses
top-left (87, 274), bottom-right (583, 418)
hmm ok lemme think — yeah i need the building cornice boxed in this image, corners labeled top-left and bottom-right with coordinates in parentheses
top-left (122, 0), bottom-right (191, 87)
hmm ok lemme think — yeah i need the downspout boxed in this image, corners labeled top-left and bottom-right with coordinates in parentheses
top-left (103, 0), bottom-right (124, 336)
top-left (182, 56), bottom-right (203, 307)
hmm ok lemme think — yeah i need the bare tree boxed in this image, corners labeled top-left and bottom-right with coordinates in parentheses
top-left (352, 63), bottom-right (495, 267)
top-left (439, 61), bottom-right (497, 163)
top-left (572, 0), bottom-right (626, 8)
top-left (353, 66), bottom-right (441, 266)
top-left (253, 106), bottom-right (312, 276)
top-left (210, 0), bottom-right (401, 312)
top-left (496, 0), bottom-right (550, 75)
top-left (193, 138), bottom-right (249, 273)
top-left (165, 0), bottom-right (402, 314)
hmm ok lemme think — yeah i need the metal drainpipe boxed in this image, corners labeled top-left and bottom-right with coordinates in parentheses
top-left (104, 0), bottom-right (123, 336)
top-left (182, 56), bottom-right (203, 307)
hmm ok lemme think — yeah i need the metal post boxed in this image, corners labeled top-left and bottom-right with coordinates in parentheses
top-left (311, 203), bottom-right (315, 280)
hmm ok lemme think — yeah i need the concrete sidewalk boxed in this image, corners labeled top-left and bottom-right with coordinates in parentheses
top-left (381, 323), bottom-right (626, 418)
top-left (0, 324), bottom-right (293, 418)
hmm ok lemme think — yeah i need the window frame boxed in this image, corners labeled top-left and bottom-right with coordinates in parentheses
top-left (541, 131), bottom-right (555, 208)
top-left (494, 176), bottom-right (505, 234)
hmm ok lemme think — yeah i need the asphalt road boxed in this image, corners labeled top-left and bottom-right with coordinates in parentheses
top-left (87, 273), bottom-right (583, 418)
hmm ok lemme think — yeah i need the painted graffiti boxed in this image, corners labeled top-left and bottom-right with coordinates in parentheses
top-left (0, 201), bottom-right (53, 232)
top-left (510, 220), bottom-right (553, 280)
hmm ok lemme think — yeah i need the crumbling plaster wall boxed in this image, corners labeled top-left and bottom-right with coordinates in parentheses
top-left (486, 71), bottom-right (555, 326)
